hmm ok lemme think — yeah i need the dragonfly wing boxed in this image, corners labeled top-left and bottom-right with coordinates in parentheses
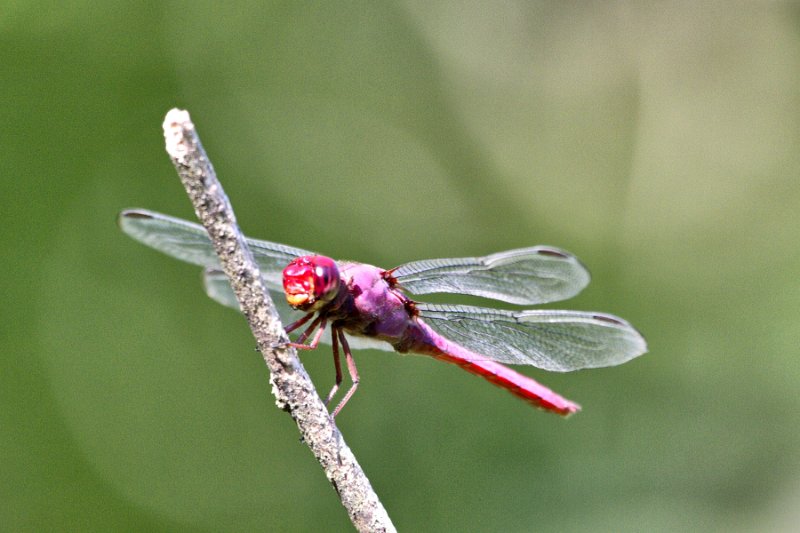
top-left (392, 246), bottom-right (590, 305)
top-left (416, 303), bottom-right (647, 372)
top-left (203, 269), bottom-right (395, 353)
top-left (119, 209), bottom-right (313, 291)
top-left (203, 268), bottom-right (304, 323)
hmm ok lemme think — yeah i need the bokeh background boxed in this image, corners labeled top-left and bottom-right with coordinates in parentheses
top-left (3, 2), bottom-right (799, 531)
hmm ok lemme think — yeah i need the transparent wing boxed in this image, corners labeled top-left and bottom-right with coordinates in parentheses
top-left (392, 246), bottom-right (590, 305)
top-left (416, 303), bottom-right (647, 372)
top-left (203, 269), bottom-right (395, 353)
top-left (202, 268), bottom-right (305, 323)
top-left (119, 209), bottom-right (312, 291)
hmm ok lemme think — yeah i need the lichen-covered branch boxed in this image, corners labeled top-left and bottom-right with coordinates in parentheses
top-left (161, 109), bottom-right (395, 533)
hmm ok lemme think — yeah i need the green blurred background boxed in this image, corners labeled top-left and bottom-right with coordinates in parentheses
top-left (3, 2), bottom-right (799, 531)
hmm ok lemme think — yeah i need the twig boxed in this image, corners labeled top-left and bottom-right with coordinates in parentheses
top-left (162, 109), bottom-right (395, 533)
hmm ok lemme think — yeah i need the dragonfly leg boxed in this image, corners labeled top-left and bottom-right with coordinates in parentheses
top-left (289, 315), bottom-right (327, 351)
top-left (323, 328), bottom-right (343, 406)
top-left (268, 312), bottom-right (316, 349)
top-left (284, 312), bottom-right (315, 334)
top-left (331, 329), bottom-right (359, 417)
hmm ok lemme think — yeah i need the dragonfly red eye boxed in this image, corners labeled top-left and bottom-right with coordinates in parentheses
top-left (282, 255), bottom-right (340, 309)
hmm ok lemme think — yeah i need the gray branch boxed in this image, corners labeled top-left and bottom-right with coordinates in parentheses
top-left (161, 109), bottom-right (395, 533)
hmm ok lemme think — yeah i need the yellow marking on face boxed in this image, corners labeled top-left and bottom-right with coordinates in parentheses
top-left (286, 293), bottom-right (309, 306)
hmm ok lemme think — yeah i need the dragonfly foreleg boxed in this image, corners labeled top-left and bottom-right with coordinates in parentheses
top-left (288, 314), bottom-right (327, 351)
top-left (267, 312), bottom-right (316, 350)
top-left (284, 312), bottom-right (315, 335)
top-left (331, 329), bottom-right (359, 417)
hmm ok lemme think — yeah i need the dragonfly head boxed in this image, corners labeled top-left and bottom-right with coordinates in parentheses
top-left (282, 255), bottom-right (341, 311)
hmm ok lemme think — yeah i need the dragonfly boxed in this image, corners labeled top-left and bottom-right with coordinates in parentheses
top-left (119, 209), bottom-right (647, 417)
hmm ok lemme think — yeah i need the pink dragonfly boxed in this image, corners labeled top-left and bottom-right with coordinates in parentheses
top-left (120, 209), bottom-right (646, 417)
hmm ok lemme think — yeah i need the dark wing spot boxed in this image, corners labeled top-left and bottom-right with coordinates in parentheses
top-left (593, 314), bottom-right (626, 326)
top-left (120, 210), bottom-right (153, 220)
top-left (536, 248), bottom-right (570, 259)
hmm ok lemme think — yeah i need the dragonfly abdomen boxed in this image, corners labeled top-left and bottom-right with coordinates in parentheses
top-left (409, 320), bottom-right (581, 416)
